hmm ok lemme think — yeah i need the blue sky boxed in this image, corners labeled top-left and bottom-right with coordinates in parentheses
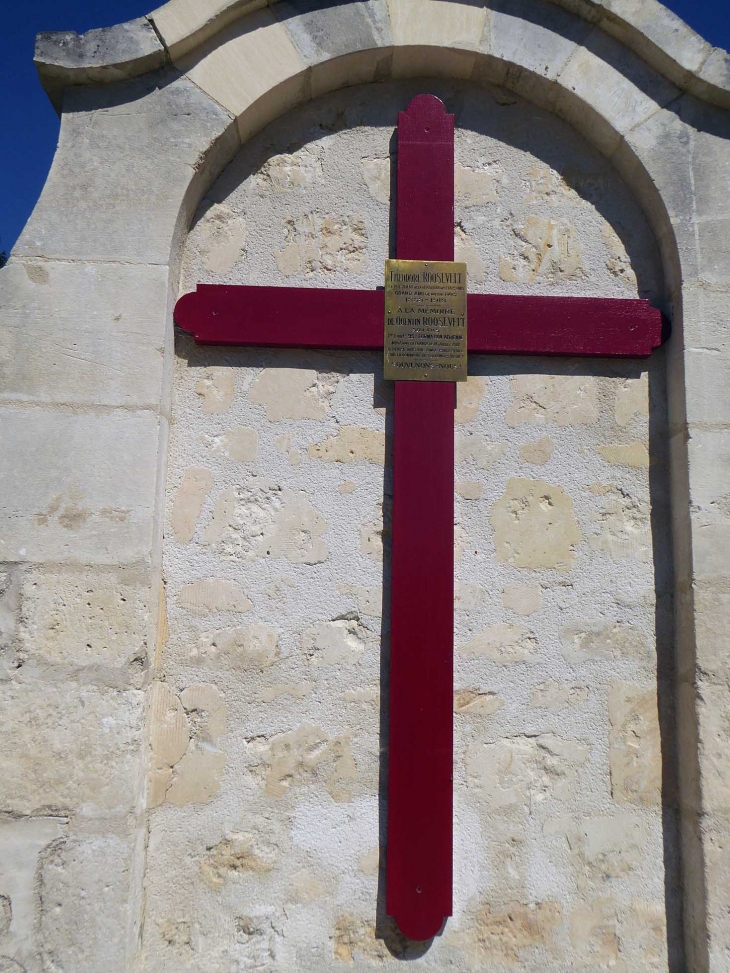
top-left (2, 1), bottom-right (729, 257)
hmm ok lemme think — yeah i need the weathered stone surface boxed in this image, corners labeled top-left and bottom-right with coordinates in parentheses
top-left (0, 682), bottom-right (144, 815)
top-left (615, 374), bottom-right (649, 426)
top-left (561, 621), bottom-right (650, 662)
top-left (455, 163), bottom-right (499, 206)
top-left (0, 261), bottom-right (167, 409)
top-left (387, 0), bottom-right (487, 50)
top-left (249, 368), bottom-right (337, 420)
top-left (15, 73), bottom-right (235, 264)
top-left (548, 813), bottom-right (646, 881)
top-left (608, 683), bottom-right (661, 806)
top-left (588, 485), bottom-right (651, 561)
top-left (507, 375), bottom-right (599, 427)
top-left (308, 426), bottom-right (385, 465)
top-left (466, 733), bottom-right (589, 805)
top-left (460, 623), bottom-right (537, 663)
top-left (361, 157), bottom-right (390, 203)
top-left (164, 684), bottom-right (227, 806)
top-left (275, 0), bottom-right (391, 67)
top-left (38, 832), bottom-right (142, 973)
top-left (178, 578), bottom-right (253, 615)
top-left (260, 724), bottom-right (357, 801)
top-left (455, 480), bottom-right (483, 500)
top-left (192, 623), bottom-right (279, 668)
top-left (502, 583), bottom-right (542, 615)
top-left (456, 432), bottom-right (508, 469)
top-left (531, 680), bottom-right (589, 710)
top-left (195, 367), bottom-right (234, 414)
top-left (454, 224), bottom-right (486, 282)
top-left (18, 565), bottom-right (150, 679)
top-left (569, 897), bottom-right (619, 964)
top-left (454, 689), bottom-right (504, 716)
top-left (499, 215), bottom-right (586, 283)
top-left (0, 817), bottom-right (66, 972)
top-left (200, 832), bottom-right (277, 889)
top-left (192, 202), bottom-right (247, 274)
top-left (0, 409), bottom-right (160, 564)
top-left (301, 618), bottom-right (370, 666)
top-left (170, 469), bottom-right (213, 543)
top-left (454, 376), bottom-right (487, 423)
top-left (519, 436), bottom-right (554, 465)
top-left (470, 900), bottom-right (562, 963)
top-left (491, 478), bottom-right (581, 571)
top-left (336, 583), bottom-right (382, 617)
top-left (275, 213), bottom-right (369, 276)
top-left (202, 482), bottom-right (328, 564)
top-left (598, 442), bottom-right (650, 467)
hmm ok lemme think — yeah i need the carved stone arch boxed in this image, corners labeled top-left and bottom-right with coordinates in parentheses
top-left (2, 1), bottom-right (729, 969)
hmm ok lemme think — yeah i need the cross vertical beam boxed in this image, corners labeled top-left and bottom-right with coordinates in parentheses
top-left (386, 95), bottom-right (455, 941)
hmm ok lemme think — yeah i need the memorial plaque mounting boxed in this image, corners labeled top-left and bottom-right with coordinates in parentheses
top-left (384, 259), bottom-right (467, 382)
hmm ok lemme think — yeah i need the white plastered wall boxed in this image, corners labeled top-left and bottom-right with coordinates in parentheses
top-left (1, 0), bottom-right (729, 969)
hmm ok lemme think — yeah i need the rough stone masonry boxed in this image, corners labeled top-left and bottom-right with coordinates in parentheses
top-left (3, 0), bottom-right (730, 970)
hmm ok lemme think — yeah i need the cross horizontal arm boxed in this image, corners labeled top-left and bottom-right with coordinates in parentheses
top-left (175, 284), bottom-right (664, 358)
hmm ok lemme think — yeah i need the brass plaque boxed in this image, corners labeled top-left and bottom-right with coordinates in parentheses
top-left (384, 259), bottom-right (467, 382)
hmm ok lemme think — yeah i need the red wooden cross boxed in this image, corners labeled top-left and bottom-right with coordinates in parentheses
top-left (175, 94), bottom-right (663, 942)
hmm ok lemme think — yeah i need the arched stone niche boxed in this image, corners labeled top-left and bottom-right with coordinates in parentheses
top-left (2, 1), bottom-right (729, 970)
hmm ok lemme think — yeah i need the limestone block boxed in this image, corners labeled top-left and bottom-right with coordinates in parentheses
top-left (274, 0), bottom-right (391, 67)
top-left (200, 831), bottom-right (277, 889)
top-left (547, 812), bottom-right (646, 881)
top-left (531, 681), bottom-right (588, 710)
top-left (587, 485), bottom-right (651, 561)
top-left (569, 897), bottom-right (619, 965)
top-left (275, 214), bottom-right (368, 276)
top-left (502, 583), bottom-right (542, 615)
top-left (254, 146), bottom-right (324, 193)
top-left (692, 584), bottom-right (730, 681)
top-left (454, 164), bottom-right (498, 206)
top-left (191, 202), bottom-right (247, 274)
top-left (261, 724), bottom-right (357, 801)
top-left (35, 18), bottom-right (165, 106)
top-left (175, 11), bottom-right (306, 130)
top-left (491, 478), bottom-right (581, 571)
top-left (15, 74), bottom-right (235, 265)
top-left (178, 578), bottom-right (253, 615)
top-left (17, 565), bottom-right (150, 681)
top-left (698, 47), bottom-right (730, 98)
top-left (249, 368), bottom-right (337, 420)
top-left (519, 436), bottom-right (553, 465)
top-left (499, 215), bottom-right (586, 284)
top-left (202, 482), bottom-right (328, 564)
top-left (0, 682), bottom-right (144, 816)
top-left (454, 224), bottom-right (486, 282)
top-left (466, 733), bottom-right (589, 805)
top-left (454, 376), bottom-right (487, 423)
top-left (259, 682), bottom-right (313, 703)
top-left (301, 619), bottom-right (371, 666)
top-left (455, 481), bottom-right (482, 500)
top-left (454, 689), bottom-right (504, 715)
top-left (308, 427), bottom-right (385, 465)
top-left (459, 623), bottom-right (537, 663)
top-left (0, 817), bottom-right (66, 973)
top-left (170, 468), bottom-right (213, 543)
top-left (562, 621), bottom-right (650, 663)
top-left (336, 583), bottom-right (382, 617)
top-left (470, 900), bottom-right (562, 963)
top-left (387, 0), bottom-right (487, 50)
top-left (333, 914), bottom-right (412, 962)
top-left (165, 684), bottom-right (227, 806)
top-left (361, 158), bottom-right (390, 204)
top-left (309, 47), bottom-right (394, 100)
top-left (608, 682), bottom-right (661, 805)
top-left (697, 218), bottom-right (730, 286)
top-left (195, 367), bottom-right (235, 414)
top-left (598, 442), bottom-right (650, 467)
top-left (0, 260), bottom-right (168, 408)
top-left (191, 623), bottom-right (279, 668)
top-left (150, 0), bottom-right (267, 60)
top-left (456, 432), bottom-right (507, 469)
top-left (556, 28), bottom-right (680, 148)
top-left (488, 0), bottom-right (592, 81)
top-left (38, 832), bottom-right (142, 973)
top-left (507, 374), bottom-right (598, 426)
top-left (615, 374), bottom-right (649, 426)
top-left (696, 684), bottom-right (730, 814)
top-left (0, 409), bottom-right (160, 564)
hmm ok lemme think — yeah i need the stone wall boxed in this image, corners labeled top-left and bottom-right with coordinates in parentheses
top-left (145, 80), bottom-right (679, 971)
